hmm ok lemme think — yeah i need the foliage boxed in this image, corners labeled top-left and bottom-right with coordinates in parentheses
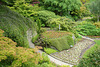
top-left (0, 29), bottom-right (42, 67)
top-left (49, 35), bottom-right (74, 51)
top-left (39, 0), bottom-right (82, 17)
top-left (39, 52), bottom-right (50, 64)
top-left (41, 31), bottom-right (74, 51)
top-left (76, 23), bottom-right (100, 36)
top-left (78, 40), bottom-right (100, 67)
top-left (1, 0), bottom-right (33, 5)
top-left (1, 0), bottom-right (15, 5)
top-left (0, 29), bottom-right (4, 37)
top-left (94, 22), bottom-right (100, 28)
top-left (40, 28), bottom-right (47, 33)
top-left (80, 0), bottom-right (89, 4)
top-left (0, 29), bottom-right (59, 67)
top-left (32, 34), bottom-right (39, 43)
top-left (8, 0), bottom-right (42, 21)
top-left (89, 0), bottom-right (100, 22)
top-left (34, 10), bottom-right (58, 26)
top-left (44, 48), bottom-right (58, 54)
top-left (0, 5), bottom-right (37, 47)
top-left (79, 4), bottom-right (91, 17)
top-left (47, 17), bottom-right (76, 31)
top-left (60, 65), bottom-right (70, 67)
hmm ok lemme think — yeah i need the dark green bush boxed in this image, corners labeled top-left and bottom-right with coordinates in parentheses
top-left (0, 5), bottom-right (37, 47)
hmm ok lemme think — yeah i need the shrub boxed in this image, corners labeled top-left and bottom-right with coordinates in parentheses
top-left (40, 28), bottom-right (47, 33)
top-left (34, 10), bottom-right (58, 26)
top-left (32, 34), bottom-right (39, 43)
top-left (0, 5), bottom-right (37, 47)
top-left (44, 48), bottom-right (58, 54)
top-left (0, 29), bottom-right (42, 67)
top-left (39, 0), bottom-right (82, 17)
top-left (41, 31), bottom-right (74, 51)
top-left (76, 24), bottom-right (100, 36)
top-left (7, 0), bottom-right (42, 21)
top-left (0, 29), bottom-right (58, 67)
top-left (39, 52), bottom-right (50, 64)
top-left (47, 17), bottom-right (76, 31)
top-left (94, 22), bottom-right (100, 28)
top-left (49, 35), bottom-right (74, 51)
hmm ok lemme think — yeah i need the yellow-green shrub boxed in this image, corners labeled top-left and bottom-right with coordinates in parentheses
top-left (0, 29), bottom-right (42, 67)
top-left (94, 22), bottom-right (100, 28)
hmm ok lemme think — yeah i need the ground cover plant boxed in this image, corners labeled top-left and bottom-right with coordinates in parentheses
top-left (0, 5), bottom-right (37, 47)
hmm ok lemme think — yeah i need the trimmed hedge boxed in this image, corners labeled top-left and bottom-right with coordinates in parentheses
top-left (49, 35), bottom-right (74, 51)
top-left (0, 5), bottom-right (37, 47)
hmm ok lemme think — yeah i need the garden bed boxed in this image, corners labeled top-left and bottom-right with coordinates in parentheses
top-left (41, 31), bottom-right (74, 51)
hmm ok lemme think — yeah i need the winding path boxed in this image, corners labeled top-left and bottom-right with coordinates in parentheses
top-left (27, 30), bottom-right (95, 67)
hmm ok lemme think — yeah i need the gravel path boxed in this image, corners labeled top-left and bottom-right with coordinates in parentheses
top-left (50, 39), bottom-right (94, 65)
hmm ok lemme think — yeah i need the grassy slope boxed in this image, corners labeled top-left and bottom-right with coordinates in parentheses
top-left (0, 5), bottom-right (37, 47)
top-left (83, 40), bottom-right (100, 58)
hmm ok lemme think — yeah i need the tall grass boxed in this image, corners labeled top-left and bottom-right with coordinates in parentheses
top-left (0, 5), bottom-right (37, 47)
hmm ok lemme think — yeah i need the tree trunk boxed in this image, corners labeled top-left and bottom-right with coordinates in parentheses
top-left (97, 15), bottom-right (99, 22)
